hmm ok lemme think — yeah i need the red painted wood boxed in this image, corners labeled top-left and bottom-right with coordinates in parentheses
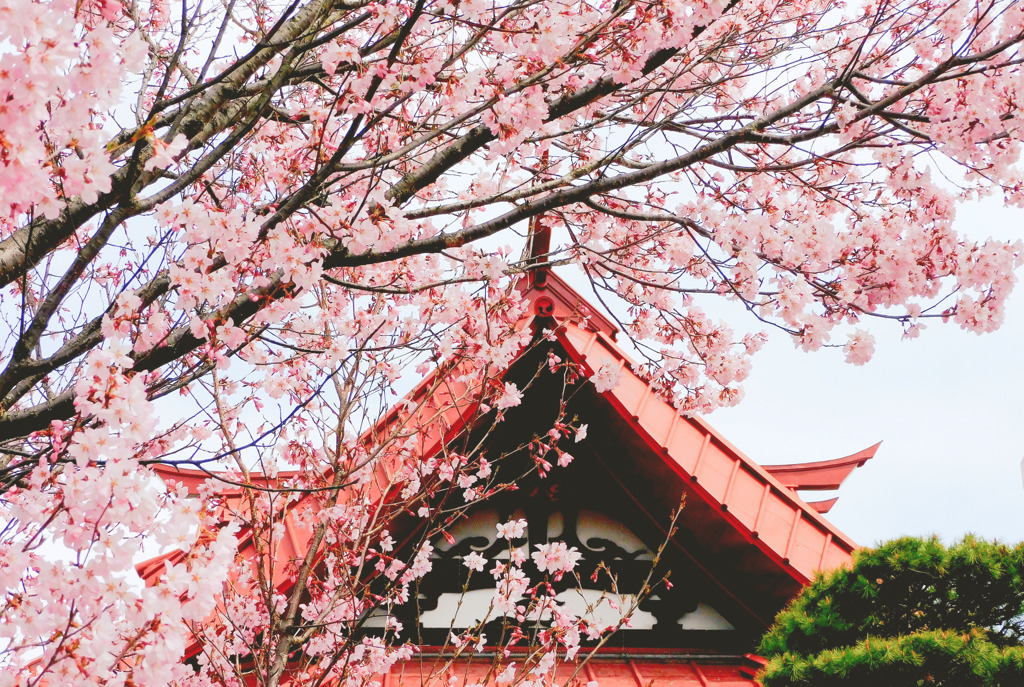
top-left (383, 658), bottom-right (759, 687)
top-left (764, 443), bottom-right (880, 491)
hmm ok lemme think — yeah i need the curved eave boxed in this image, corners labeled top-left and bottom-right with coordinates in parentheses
top-left (134, 548), bottom-right (186, 579)
top-left (151, 464), bottom-right (301, 495)
top-left (763, 443), bottom-right (881, 491)
top-left (807, 497), bottom-right (840, 514)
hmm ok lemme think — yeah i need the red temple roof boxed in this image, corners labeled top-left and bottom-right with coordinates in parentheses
top-left (139, 270), bottom-right (878, 684)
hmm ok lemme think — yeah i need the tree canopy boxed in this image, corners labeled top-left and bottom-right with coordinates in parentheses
top-left (758, 536), bottom-right (1024, 686)
top-left (2, 0), bottom-right (1024, 684)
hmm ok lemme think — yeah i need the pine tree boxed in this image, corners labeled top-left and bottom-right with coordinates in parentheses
top-left (758, 536), bottom-right (1024, 686)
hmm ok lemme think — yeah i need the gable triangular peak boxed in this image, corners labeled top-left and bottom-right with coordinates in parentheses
top-left (143, 269), bottom-right (877, 679)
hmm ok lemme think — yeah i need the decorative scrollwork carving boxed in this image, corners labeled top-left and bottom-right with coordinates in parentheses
top-left (386, 457), bottom-right (741, 648)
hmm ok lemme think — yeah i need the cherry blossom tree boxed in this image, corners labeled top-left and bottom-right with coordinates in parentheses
top-left (1, 0), bottom-right (1024, 684)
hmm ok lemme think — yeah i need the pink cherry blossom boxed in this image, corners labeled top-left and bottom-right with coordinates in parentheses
top-left (496, 519), bottom-right (528, 540)
top-left (143, 134), bottom-right (189, 172)
top-left (0, 0), bottom-right (1022, 683)
top-left (531, 542), bottom-right (582, 575)
top-left (463, 552), bottom-right (487, 571)
top-left (592, 363), bottom-right (623, 393)
top-left (575, 424), bottom-right (588, 443)
top-left (844, 329), bottom-right (877, 366)
top-left (494, 382), bottom-right (524, 410)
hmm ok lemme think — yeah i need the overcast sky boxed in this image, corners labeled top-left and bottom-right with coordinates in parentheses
top-left (705, 196), bottom-right (1024, 547)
